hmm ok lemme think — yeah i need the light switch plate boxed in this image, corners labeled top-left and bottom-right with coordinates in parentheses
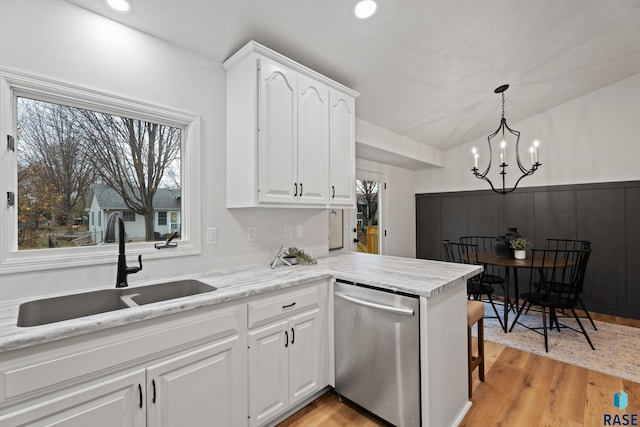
top-left (247, 226), bottom-right (256, 242)
top-left (296, 225), bottom-right (304, 238)
top-left (206, 227), bottom-right (217, 245)
top-left (284, 225), bottom-right (293, 239)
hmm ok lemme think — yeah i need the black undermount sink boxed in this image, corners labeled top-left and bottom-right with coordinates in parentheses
top-left (17, 280), bottom-right (217, 327)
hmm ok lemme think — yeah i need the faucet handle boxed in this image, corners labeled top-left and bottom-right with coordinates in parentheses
top-left (127, 254), bottom-right (143, 274)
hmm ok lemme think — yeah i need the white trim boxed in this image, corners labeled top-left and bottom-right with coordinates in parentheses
top-left (223, 40), bottom-right (360, 98)
top-left (0, 67), bottom-right (202, 275)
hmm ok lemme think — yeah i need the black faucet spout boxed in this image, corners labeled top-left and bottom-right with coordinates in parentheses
top-left (105, 211), bottom-right (143, 288)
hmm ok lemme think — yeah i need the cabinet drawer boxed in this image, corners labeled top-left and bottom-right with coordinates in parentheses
top-left (248, 286), bottom-right (319, 329)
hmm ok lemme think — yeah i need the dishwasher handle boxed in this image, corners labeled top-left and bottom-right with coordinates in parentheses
top-left (335, 292), bottom-right (415, 316)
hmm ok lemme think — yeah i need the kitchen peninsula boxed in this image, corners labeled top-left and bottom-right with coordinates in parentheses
top-left (0, 253), bottom-right (481, 427)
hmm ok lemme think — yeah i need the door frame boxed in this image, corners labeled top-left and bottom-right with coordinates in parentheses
top-left (349, 169), bottom-right (386, 254)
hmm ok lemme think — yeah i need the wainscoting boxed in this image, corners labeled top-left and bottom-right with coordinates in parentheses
top-left (415, 180), bottom-right (640, 320)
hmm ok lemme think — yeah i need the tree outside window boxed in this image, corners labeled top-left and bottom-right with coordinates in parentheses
top-left (16, 97), bottom-right (181, 250)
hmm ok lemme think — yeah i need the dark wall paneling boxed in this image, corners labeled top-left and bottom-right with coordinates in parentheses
top-left (533, 190), bottom-right (577, 247)
top-left (415, 181), bottom-right (640, 320)
top-left (625, 187), bottom-right (640, 316)
top-left (467, 194), bottom-right (499, 236)
top-left (575, 188), bottom-right (617, 312)
top-left (415, 195), bottom-right (441, 260)
top-left (440, 195), bottom-right (467, 243)
top-left (498, 192), bottom-right (534, 244)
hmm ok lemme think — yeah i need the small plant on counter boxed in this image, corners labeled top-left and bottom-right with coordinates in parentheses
top-left (509, 237), bottom-right (531, 250)
top-left (286, 247), bottom-right (317, 265)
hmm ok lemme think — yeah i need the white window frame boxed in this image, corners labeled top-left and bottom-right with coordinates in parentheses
top-left (0, 68), bottom-right (202, 275)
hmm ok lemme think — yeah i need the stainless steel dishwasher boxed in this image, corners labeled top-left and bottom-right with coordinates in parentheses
top-left (334, 279), bottom-right (420, 426)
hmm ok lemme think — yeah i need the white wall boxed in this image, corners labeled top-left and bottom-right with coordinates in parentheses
top-left (0, 0), bottom-right (330, 299)
top-left (414, 72), bottom-right (640, 194)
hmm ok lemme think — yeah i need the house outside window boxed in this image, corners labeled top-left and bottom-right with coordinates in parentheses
top-left (122, 212), bottom-right (136, 222)
top-left (158, 211), bottom-right (167, 226)
top-left (0, 68), bottom-right (202, 274)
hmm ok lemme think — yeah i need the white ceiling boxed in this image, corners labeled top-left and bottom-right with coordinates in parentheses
top-left (65, 0), bottom-right (640, 151)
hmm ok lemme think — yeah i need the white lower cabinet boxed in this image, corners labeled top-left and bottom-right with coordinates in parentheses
top-left (146, 335), bottom-right (245, 427)
top-left (0, 369), bottom-right (146, 427)
top-left (247, 283), bottom-right (327, 427)
top-left (0, 282), bottom-right (330, 427)
top-left (0, 303), bottom-right (247, 427)
top-left (248, 308), bottom-right (321, 427)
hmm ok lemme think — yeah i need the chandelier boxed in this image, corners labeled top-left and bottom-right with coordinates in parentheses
top-left (471, 84), bottom-right (541, 194)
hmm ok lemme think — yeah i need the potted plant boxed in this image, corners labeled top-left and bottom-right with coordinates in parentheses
top-left (509, 237), bottom-right (531, 259)
top-left (285, 247), bottom-right (317, 265)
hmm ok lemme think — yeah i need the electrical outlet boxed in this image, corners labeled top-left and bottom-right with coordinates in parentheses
top-left (247, 226), bottom-right (256, 242)
top-left (284, 225), bottom-right (293, 239)
top-left (206, 227), bottom-right (217, 245)
top-left (296, 225), bottom-right (304, 238)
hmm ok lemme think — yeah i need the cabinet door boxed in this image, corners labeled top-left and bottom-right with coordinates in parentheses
top-left (297, 74), bottom-right (329, 205)
top-left (0, 370), bottom-right (145, 427)
top-left (258, 58), bottom-right (298, 204)
top-left (146, 336), bottom-right (245, 427)
top-left (248, 320), bottom-right (289, 427)
top-left (288, 308), bottom-right (322, 407)
top-left (329, 89), bottom-right (356, 207)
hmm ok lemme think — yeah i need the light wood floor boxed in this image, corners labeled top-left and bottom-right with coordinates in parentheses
top-left (277, 313), bottom-right (640, 427)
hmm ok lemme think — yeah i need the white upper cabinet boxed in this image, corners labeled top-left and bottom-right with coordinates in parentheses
top-left (257, 58), bottom-right (299, 204)
top-left (329, 89), bottom-right (356, 206)
top-left (297, 74), bottom-right (330, 205)
top-left (224, 41), bottom-right (358, 208)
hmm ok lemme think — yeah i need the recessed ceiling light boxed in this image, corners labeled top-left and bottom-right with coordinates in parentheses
top-left (105, 0), bottom-right (132, 13)
top-left (354, 0), bottom-right (377, 19)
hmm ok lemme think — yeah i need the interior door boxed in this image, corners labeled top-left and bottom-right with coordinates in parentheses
top-left (349, 170), bottom-right (384, 254)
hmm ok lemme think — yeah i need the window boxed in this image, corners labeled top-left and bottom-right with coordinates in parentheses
top-left (0, 68), bottom-right (202, 274)
top-left (158, 211), bottom-right (167, 226)
top-left (122, 212), bottom-right (136, 222)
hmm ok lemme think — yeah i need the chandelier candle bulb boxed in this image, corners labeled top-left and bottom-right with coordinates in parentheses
top-left (472, 147), bottom-right (478, 169)
top-left (500, 140), bottom-right (506, 165)
top-left (533, 139), bottom-right (540, 164)
top-left (529, 146), bottom-right (535, 165)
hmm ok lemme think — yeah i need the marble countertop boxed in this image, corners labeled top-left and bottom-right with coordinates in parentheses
top-left (0, 253), bottom-right (481, 353)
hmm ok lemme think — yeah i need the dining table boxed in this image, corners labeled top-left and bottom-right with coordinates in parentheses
top-left (475, 252), bottom-right (570, 332)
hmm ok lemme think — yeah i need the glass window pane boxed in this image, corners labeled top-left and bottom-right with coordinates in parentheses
top-left (17, 97), bottom-right (181, 250)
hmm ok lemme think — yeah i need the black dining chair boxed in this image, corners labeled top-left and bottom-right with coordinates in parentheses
top-left (443, 240), bottom-right (505, 331)
top-left (459, 236), bottom-right (509, 305)
top-left (546, 238), bottom-right (596, 330)
top-left (509, 248), bottom-right (594, 352)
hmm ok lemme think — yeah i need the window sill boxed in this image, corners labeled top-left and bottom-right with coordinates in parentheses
top-left (0, 241), bottom-right (201, 275)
